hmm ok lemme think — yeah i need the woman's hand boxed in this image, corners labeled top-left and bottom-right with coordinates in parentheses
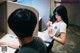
top-left (47, 21), bottom-right (53, 27)
top-left (48, 27), bottom-right (54, 38)
top-left (53, 32), bottom-right (66, 45)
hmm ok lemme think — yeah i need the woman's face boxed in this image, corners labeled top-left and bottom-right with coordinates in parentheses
top-left (55, 12), bottom-right (62, 22)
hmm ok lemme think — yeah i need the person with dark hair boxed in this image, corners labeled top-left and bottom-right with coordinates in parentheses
top-left (0, 8), bottom-right (47, 53)
top-left (38, 5), bottom-right (69, 53)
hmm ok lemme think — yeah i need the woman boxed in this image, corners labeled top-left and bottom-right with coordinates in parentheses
top-left (38, 5), bottom-right (69, 52)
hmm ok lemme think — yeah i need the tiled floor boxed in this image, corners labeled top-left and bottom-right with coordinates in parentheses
top-left (51, 25), bottom-right (80, 53)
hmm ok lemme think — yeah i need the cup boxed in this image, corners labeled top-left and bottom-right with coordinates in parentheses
top-left (1, 45), bottom-right (7, 53)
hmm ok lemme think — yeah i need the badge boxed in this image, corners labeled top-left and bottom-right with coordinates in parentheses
top-left (54, 26), bottom-right (57, 29)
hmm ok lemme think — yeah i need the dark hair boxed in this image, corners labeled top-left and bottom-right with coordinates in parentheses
top-left (50, 5), bottom-right (69, 28)
top-left (8, 8), bottom-right (37, 39)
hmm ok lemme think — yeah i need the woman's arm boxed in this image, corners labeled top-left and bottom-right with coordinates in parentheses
top-left (53, 32), bottom-right (66, 45)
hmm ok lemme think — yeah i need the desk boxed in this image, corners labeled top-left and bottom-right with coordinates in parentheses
top-left (0, 34), bottom-right (19, 53)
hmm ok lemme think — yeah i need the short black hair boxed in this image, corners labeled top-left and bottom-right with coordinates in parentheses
top-left (8, 8), bottom-right (37, 39)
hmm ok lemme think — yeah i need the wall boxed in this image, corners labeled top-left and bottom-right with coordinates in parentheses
top-left (32, 0), bottom-right (50, 23)
top-left (63, 3), bottom-right (80, 26)
top-left (17, 0), bottom-right (50, 24)
top-left (50, 0), bottom-right (56, 18)
top-left (17, 0), bottom-right (32, 6)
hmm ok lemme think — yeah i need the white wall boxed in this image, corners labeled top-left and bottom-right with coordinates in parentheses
top-left (17, 0), bottom-right (32, 6)
top-left (17, 0), bottom-right (50, 24)
top-left (32, 0), bottom-right (50, 23)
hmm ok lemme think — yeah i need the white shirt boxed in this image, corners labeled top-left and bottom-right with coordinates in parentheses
top-left (38, 21), bottom-right (67, 42)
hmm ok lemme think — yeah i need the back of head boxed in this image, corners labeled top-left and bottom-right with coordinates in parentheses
top-left (8, 8), bottom-right (37, 39)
